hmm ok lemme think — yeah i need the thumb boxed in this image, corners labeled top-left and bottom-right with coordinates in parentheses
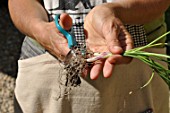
top-left (59, 13), bottom-right (73, 30)
top-left (102, 19), bottom-right (123, 54)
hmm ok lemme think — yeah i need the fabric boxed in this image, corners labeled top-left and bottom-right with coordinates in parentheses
top-left (72, 18), bottom-right (86, 49)
top-left (125, 25), bottom-right (147, 47)
top-left (15, 48), bottom-right (169, 113)
top-left (144, 15), bottom-right (167, 45)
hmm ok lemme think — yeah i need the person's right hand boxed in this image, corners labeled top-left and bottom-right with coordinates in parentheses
top-left (34, 13), bottom-right (72, 60)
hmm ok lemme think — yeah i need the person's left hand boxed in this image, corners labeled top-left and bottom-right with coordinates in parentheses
top-left (84, 4), bottom-right (134, 80)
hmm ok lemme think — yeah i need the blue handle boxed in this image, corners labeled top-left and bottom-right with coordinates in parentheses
top-left (55, 14), bottom-right (77, 48)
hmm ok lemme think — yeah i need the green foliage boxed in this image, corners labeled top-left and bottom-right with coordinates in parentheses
top-left (124, 31), bottom-right (170, 87)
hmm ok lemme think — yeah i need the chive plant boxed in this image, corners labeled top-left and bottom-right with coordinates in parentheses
top-left (123, 31), bottom-right (170, 87)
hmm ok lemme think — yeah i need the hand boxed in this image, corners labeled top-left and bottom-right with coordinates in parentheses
top-left (34, 13), bottom-right (72, 60)
top-left (84, 4), bottom-right (134, 79)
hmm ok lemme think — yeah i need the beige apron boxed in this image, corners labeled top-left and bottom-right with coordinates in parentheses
top-left (15, 48), bottom-right (169, 113)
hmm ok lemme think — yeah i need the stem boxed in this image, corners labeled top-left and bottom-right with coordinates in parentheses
top-left (125, 51), bottom-right (170, 59)
top-left (128, 43), bottom-right (167, 52)
top-left (140, 70), bottom-right (155, 89)
top-left (132, 31), bottom-right (170, 52)
top-left (148, 31), bottom-right (170, 46)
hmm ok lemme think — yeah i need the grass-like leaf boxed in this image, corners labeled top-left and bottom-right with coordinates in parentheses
top-left (123, 31), bottom-right (170, 87)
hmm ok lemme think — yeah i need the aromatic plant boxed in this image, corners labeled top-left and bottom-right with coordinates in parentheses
top-left (120, 31), bottom-right (170, 87)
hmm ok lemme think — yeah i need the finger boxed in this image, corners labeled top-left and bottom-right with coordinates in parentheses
top-left (82, 65), bottom-right (91, 78)
top-left (51, 36), bottom-right (70, 56)
top-left (90, 60), bottom-right (104, 80)
top-left (49, 27), bottom-right (70, 56)
top-left (103, 59), bottom-right (115, 78)
top-left (59, 13), bottom-right (73, 30)
top-left (107, 54), bottom-right (132, 64)
top-left (118, 26), bottom-right (134, 51)
top-left (118, 37), bottom-right (133, 51)
top-left (84, 29), bottom-right (88, 39)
